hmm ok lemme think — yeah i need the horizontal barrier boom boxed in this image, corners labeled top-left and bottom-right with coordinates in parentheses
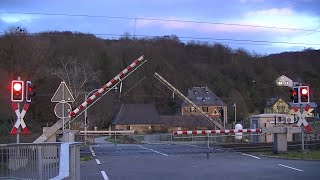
top-left (173, 128), bottom-right (262, 135)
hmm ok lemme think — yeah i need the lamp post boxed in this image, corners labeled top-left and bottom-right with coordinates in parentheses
top-left (83, 86), bottom-right (117, 143)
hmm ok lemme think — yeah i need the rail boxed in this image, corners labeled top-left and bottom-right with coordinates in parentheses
top-left (0, 142), bottom-right (82, 180)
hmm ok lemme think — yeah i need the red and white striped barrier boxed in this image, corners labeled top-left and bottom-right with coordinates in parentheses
top-left (173, 128), bottom-right (262, 135)
top-left (69, 55), bottom-right (145, 118)
top-left (10, 102), bottom-right (30, 134)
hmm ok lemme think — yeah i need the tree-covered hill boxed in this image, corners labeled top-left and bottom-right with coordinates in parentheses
top-left (0, 30), bottom-right (319, 141)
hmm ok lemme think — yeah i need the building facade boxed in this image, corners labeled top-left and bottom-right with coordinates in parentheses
top-left (180, 87), bottom-right (227, 125)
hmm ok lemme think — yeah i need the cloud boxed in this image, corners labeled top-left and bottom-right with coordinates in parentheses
top-left (0, 14), bottom-right (37, 24)
top-left (243, 8), bottom-right (320, 33)
top-left (135, 18), bottom-right (265, 34)
top-left (247, 8), bottom-right (293, 16)
top-left (240, 0), bottom-right (264, 4)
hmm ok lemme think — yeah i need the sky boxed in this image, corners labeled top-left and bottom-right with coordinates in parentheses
top-left (0, 0), bottom-right (319, 55)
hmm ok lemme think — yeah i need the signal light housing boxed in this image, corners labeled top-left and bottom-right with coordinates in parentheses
top-left (299, 86), bottom-right (309, 104)
top-left (26, 81), bottom-right (36, 103)
top-left (11, 80), bottom-right (24, 102)
top-left (290, 87), bottom-right (299, 104)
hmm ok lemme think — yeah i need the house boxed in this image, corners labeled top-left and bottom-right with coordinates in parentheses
top-left (181, 87), bottom-right (227, 125)
top-left (112, 104), bottom-right (164, 133)
top-left (111, 87), bottom-right (228, 134)
top-left (275, 75), bottom-right (294, 87)
top-left (264, 98), bottom-right (290, 114)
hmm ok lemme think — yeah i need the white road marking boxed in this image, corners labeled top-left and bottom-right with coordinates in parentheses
top-left (92, 153), bottom-right (96, 157)
top-left (241, 153), bottom-right (261, 159)
top-left (101, 171), bottom-right (109, 180)
top-left (95, 159), bottom-right (101, 165)
top-left (278, 164), bottom-right (304, 172)
top-left (138, 145), bottom-right (169, 156)
top-left (217, 149), bottom-right (223, 151)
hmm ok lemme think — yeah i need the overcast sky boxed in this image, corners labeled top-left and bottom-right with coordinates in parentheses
top-left (0, 0), bottom-right (319, 55)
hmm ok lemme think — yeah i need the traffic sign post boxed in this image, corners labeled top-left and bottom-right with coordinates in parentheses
top-left (292, 104), bottom-right (312, 151)
top-left (51, 81), bottom-right (75, 132)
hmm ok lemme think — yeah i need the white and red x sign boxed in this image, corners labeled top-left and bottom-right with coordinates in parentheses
top-left (292, 104), bottom-right (312, 133)
top-left (10, 102), bottom-right (30, 134)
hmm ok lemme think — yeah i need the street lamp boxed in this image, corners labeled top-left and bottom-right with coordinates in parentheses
top-left (83, 86), bottom-right (118, 143)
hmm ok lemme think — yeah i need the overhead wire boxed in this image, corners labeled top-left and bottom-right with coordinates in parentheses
top-left (0, 11), bottom-right (319, 47)
top-left (1, 11), bottom-right (319, 33)
top-left (0, 31), bottom-right (319, 47)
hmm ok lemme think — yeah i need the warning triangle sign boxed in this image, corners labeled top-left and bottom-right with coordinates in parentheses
top-left (210, 107), bottom-right (221, 117)
top-left (51, 81), bottom-right (75, 102)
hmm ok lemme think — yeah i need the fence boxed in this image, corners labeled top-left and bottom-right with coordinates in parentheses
top-left (0, 142), bottom-right (82, 180)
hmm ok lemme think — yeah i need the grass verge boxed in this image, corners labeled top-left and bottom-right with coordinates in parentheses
top-left (80, 156), bottom-right (93, 162)
top-left (254, 150), bottom-right (320, 160)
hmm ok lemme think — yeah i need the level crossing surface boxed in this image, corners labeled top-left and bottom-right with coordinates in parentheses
top-left (80, 137), bottom-right (320, 180)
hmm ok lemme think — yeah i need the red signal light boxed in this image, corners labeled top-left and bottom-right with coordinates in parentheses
top-left (301, 88), bottom-right (308, 95)
top-left (11, 80), bottom-right (24, 102)
top-left (13, 83), bottom-right (22, 91)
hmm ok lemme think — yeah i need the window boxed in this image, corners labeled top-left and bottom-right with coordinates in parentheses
top-left (285, 81), bottom-right (289, 85)
top-left (190, 107), bottom-right (196, 112)
top-left (126, 126), bottom-right (131, 130)
top-left (202, 107), bottom-right (208, 112)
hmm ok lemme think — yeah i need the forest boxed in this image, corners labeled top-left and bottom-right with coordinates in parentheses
top-left (0, 27), bottom-right (319, 142)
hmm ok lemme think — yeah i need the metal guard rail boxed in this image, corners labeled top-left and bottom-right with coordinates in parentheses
top-left (0, 142), bottom-right (82, 180)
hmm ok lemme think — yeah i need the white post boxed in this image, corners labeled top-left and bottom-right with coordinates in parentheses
top-left (17, 76), bottom-right (21, 144)
top-left (233, 103), bottom-right (237, 127)
top-left (62, 82), bottom-right (65, 132)
top-left (84, 93), bottom-right (88, 144)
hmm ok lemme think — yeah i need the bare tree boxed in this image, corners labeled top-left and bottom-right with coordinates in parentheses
top-left (48, 56), bottom-right (101, 104)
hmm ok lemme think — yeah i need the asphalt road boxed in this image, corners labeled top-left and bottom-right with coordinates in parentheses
top-left (80, 137), bottom-right (320, 180)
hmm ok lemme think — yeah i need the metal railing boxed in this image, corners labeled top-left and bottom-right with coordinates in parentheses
top-left (0, 142), bottom-right (82, 180)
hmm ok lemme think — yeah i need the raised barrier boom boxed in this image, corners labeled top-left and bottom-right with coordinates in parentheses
top-left (34, 55), bottom-right (146, 143)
